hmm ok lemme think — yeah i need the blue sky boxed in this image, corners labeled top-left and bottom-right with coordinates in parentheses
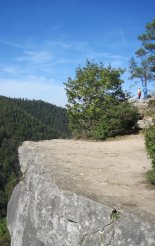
top-left (0, 0), bottom-right (155, 107)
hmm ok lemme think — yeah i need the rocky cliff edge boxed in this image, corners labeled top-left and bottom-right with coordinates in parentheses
top-left (7, 136), bottom-right (155, 245)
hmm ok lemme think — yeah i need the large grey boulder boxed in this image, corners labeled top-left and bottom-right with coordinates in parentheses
top-left (129, 99), bottom-right (150, 112)
top-left (129, 98), bottom-right (155, 129)
top-left (7, 139), bottom-right (155, 245)
top-left (137, 117), bottom-right (154, 129)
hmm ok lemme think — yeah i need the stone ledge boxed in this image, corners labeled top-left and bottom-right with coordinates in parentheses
top-left (7, 137), bottom-right (155, 245)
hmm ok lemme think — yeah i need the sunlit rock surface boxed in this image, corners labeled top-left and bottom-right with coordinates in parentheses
top-left (7, 138), bottom-right (155, 245)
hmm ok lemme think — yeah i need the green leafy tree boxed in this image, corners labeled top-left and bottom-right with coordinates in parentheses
top-left (129, 18), bottom-right (155, 88)
top-left (65, 60), bottom-right (138, 139)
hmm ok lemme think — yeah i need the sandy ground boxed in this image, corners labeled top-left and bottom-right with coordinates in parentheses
top-left (33, 134), bottom-right (155, 220)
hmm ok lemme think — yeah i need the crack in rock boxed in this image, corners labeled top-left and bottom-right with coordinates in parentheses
top-left (80, 220), bottom-right (116, 245)
top-left (61, 216), bottom-right (79, 224)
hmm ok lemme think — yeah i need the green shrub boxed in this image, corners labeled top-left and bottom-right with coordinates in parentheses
top-left (145, 125), bottom-right (155, 185)
top-left (145, 125), bottom-right (155, 165)
top-left (92, 102), bottom-right (139, 140)
top-left (146, 169), bottom-right (155, 185)
top-left (0, 218), bottom-right (7, 236)
top-left (0, 219), bottom-right (10, 246)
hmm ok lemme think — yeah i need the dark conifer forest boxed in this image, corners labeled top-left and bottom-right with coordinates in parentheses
top-left (0, 95), bottom-right (70, 222)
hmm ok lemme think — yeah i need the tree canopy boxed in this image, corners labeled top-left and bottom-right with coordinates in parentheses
top-left (129, 18), bottom-right (155, 89)
top-left (65, 60), bottom-right (138, 139)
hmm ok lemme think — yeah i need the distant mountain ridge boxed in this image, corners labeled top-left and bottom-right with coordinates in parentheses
top-left (0, 95), bottom-right (70, 138)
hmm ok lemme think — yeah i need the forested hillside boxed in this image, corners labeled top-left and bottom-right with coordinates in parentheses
top-left (0, 96), bottom-right (70, 138)
top-left (0, 96), bottom-right (70, 244)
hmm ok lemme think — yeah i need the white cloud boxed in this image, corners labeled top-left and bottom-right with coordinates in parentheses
top-left (47, 40), bottom-right (90, 52)
top-left (0, 36), bottom-right (131, 106)
top-left (81, 51), bottom-right (127, 68)
top-left (119, 28), bottom-right (126, 46)
top-left (0, 38), bottom-right (25, 49)
top-left (0, 37), bottom-right (37, 50)
top-left (0, 64), bottom-right (20, 75)
top-left (15, 50), bottom-right (53, 64)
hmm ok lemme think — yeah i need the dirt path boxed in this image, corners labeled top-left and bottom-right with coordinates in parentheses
top-left (33, 134), bottom-right (155, 220)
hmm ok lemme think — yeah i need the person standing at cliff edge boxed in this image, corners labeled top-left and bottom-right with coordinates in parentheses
top-left (137, 88), bottom-right (141, 99)
top-left (143, 86), bottom-right (148, 99)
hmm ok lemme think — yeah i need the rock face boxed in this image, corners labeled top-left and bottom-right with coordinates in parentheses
top-left (129, 98), bottom-right (155, 129)
top-left (129, 99), bottom-right (150, 112)
top-left (7, 139), bottom-right (155, 246)
top-left (137, 117), bottom-right (154, 129)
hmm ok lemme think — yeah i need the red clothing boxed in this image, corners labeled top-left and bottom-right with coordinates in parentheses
top-left (138, 88), bottom-right (141, 99)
